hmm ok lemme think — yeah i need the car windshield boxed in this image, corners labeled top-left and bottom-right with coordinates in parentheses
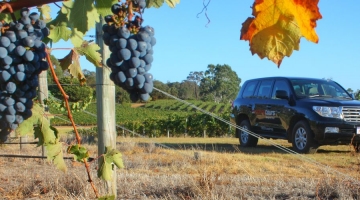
top-left (290, 79), bottom-right (352, 99)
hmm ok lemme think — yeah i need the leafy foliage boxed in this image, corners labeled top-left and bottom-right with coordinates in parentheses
top-left (16, 104), bottom-right (66, 172)
top-left (38, 4), bottom-right (52, 21)
top-left (75, 41), bottom-right (102, 67)
top-left (67, 144), bottom-right (90, 162)
top-left (49, 77), bottom-right (94, 101)
top-left (47, 77), bottom-right (94, 112)
top-left (240, 0), bottom-right (322, 66)
top-left (187, 71), bottom-right (204, 100)
top-left (147, 0), bottom-right (180, 8)
top-left (57, 41), bottom-right (101, 83)
top-left (63, 0), bottom-right (100, 34)
top-left (200, 64), bottom-right (241, 103)
top-left (98, 147), bottom-right (124, 181)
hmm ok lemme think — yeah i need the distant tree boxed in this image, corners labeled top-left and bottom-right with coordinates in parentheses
top-left (151, 80), bottom-right (169, 100)
top-left (47, 55), bottom-right (63, 84)
top-left (167, 82), bottom-right (180, 97)
top-left (347, 88), bottom-right (353, 93)
top-left (179, 80), bottom-right (197, 100)
top-left (355, 89), bottom-right (360, 100)
top-left (49, 77), bottom-right (93, 102)
top-left (199, 64), bottom-right (241, 103)
top-left (83, 69), bottom-right (96, 87)
top-left (186, 71), bottom-right (204, 100)
top-left (115, 86), bottom-right (130, 104)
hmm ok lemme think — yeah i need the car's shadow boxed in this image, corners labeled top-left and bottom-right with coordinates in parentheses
top-left (132, 143), bottom-right (351, 154)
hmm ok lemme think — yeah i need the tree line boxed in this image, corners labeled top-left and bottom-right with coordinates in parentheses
top-left (47, 63), bottom-right (242, 104)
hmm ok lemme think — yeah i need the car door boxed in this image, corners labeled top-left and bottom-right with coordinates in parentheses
top-left (253, 79), bottom-right (276, 134)
top-left (238, 80), bottom-right (261, 132)
top-left (266, 79), bottom-right (293, 138)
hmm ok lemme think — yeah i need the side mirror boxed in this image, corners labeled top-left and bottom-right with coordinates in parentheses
top-left (276, 90), bottom-right (289, 100)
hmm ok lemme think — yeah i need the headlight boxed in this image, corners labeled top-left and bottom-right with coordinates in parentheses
top-left (312, 106), bottom-right (343, 119)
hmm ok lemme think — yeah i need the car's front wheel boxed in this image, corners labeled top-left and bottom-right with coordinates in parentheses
top-left (238, 120), bottom-right (258, 147)
top-left (292, 120), bottom-right (318, 154)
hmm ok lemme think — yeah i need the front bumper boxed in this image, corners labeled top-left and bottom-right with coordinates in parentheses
top-left (310, 119), bottom-right (360, 145)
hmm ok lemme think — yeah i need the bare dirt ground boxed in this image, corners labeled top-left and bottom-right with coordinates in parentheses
top-left (1, 137), bottom-right (360, 199)
top-left (131, 103), bottom-right (146, 108)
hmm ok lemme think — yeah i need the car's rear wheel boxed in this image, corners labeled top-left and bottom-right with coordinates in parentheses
top-left (238, 120), bottom-right (258, 147)
top-left (292, 120), bottom-right (318, 154)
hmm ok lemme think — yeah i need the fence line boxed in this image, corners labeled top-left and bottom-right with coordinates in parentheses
top-left (3, 142), bottom-right (38, 145)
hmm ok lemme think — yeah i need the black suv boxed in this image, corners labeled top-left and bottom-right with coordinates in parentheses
top-left (230, 77), bottom-right (360, 153)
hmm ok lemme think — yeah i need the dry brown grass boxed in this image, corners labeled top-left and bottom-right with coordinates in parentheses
top-left (1, 136), bottom-right (360, 199)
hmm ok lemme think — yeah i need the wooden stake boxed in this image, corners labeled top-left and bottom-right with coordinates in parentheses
top-left (96, 17), bottom-right (117, 197)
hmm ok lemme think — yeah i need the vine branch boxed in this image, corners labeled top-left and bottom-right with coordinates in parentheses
top-left (0, 0), bottom-right (66, 13)
top-left (0, 2), bottom-right (17, 22)
top-left (196, 0), bottom-right (211, 27)
top-left (46, 50), bottom-right (99, 198)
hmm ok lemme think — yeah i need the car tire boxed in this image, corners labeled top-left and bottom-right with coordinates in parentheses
top-left (352, 143), bottom-right (360, 153)
top-left (238, 120), bottom-right (258, 147)
top-left (292, 120), bottom-right (318, 154)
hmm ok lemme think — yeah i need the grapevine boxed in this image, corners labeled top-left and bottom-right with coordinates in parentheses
top-left (103, 0), bottom-right (155, 102)
top-left (0, 7), bottom-right (50, 142)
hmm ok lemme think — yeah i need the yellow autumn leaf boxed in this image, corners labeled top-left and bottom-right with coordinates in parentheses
top-left (240, 0), bottom-right (322, 66)
top-left (165, 0), bottom-right (180, 8)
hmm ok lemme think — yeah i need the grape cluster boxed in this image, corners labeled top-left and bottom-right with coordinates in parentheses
top-left (102, 2), bottom-right (155, 102)
top-left (0, 8), bottom-right (50, 141)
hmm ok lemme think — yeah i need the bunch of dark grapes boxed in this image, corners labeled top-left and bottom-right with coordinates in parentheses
top-left (0, 7), bottom-right (50, 142)
top-left (103, 1), bottom-right (155, 102)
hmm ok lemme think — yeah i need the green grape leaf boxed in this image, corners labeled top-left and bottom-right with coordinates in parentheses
top-left (50, 125), bottom-right (59, 139)
top-left (98, 158), bottom-right (113, 181)
top-left (67, 144), bottom-right (90, 162)
top-left (105, 148), bottom-right (124, 169)
top-left (37, 117), bottom-right (56, 145)
top-left (95, 0), bottom-right (118, 17)
top-left (147, 0), bottom-right (164, 8)
top-left (23, 104), bottom-right (67, 172)
top-left (63, 0), bottom-right (100, 34)
top-left (70, 28), bottom-right (85, 47)
top-left (46, 142), bottom-right (67, 172)
top-left (46, 12), bottom-right (71, 43)
top-left (38, 4), bottom-right (52, 21)
top-left (48, 24), bottom-right (72, 43)
top-left (0, 10), bottom-right (20, 22)
top-left (34, 126), bottom-right (45, 146)
top-left (16, 107), bottom-right (39, 136)
top-left (58, 49), bottom-right (86, 84)
top-left (16, 119), bottom-right (33, 136)
top-left (98, 146), bottom-right (124, 180)
top-left (75, 41), bottom-right (102, 67)
top-left (147, 0), bottom-right (180, 8)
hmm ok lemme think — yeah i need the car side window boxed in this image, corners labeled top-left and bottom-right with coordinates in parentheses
top-left (272, 80), bottom-right (290, 99)
top-left (242, 81), bottom-right (258, 98)
top-left (256, 80), bottom-right (273, 99)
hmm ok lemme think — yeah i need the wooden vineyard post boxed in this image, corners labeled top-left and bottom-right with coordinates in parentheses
top-left (95, 17), bottom-right (117, 197)
top-left (38, 70), bottom-right (48, 156)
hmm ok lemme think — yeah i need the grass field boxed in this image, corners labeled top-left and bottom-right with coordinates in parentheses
top-left (1, 135), bottom-right (360, 199)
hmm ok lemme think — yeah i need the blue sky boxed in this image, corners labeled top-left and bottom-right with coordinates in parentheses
top-left (51, 0), bottom-right (360, 91)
